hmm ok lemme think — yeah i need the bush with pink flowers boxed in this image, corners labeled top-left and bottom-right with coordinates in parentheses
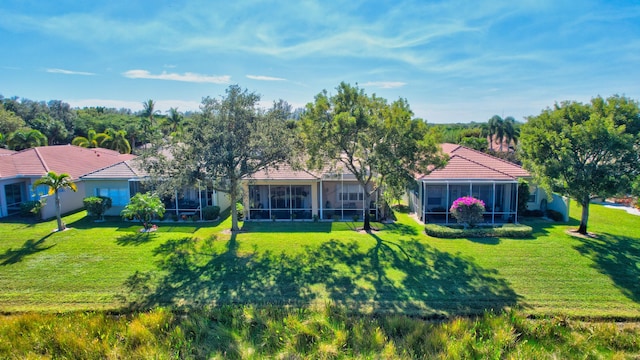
top-left (450, 196), bottom-right (485, 228)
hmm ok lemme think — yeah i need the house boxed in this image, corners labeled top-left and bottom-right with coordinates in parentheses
top-left (0, 145), bottom-right (134, 219)
top-left (242, 163), bottom-right (383, 221)
top-left (80, 159), bottom-right (231, 219)
top-left (408, 143), bottom-right (569, 224)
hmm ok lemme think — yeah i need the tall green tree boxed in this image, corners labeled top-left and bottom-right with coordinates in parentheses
top-left (164, 107), bottom-right (183, 136)
top-left (503, 116), bottom-right (519, 151)
top-left (520, 95), bottom-right (640, 234)
top-left (0, 106), bottom-right (27, 134)
top-left (33, 171), bottom-right (78, 232)
top-left (145, 85), bottom-right (291, 232)
top-left (301, 82), bottom-right (446, 231)
top-left (141, 99), bottom-right (159, 133)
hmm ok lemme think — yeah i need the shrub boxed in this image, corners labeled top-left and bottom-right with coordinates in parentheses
top-left (546, 209), bottom-right (564, 222)
top-left (83, 196), bottom-right (112, 220)
top-left (312, 214), bottom-right (319, 222)
top-left (450, 196), bottom-right (485, 228)
top-left (517, 180), bottom-right (530, 215)
top-left (425, 223), bottom-right (532, 239)
top-left (235, 202), bottom-right (244, 220)
top-left (523, 209), bottom-right (544, 217)
top-left (20, 200), bottom-right (43, 218)
top-left (202, 206), bottom-right (220, 220)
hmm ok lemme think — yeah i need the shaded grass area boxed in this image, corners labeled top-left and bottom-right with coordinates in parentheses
top-left (0, 202), bottom-right (639, 318)
top-left (1, 306), bottom-right (639, 359)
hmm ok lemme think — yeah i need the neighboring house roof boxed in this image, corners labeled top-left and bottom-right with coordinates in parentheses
top-left (246, 163), bottom-right (320, 181)
top-left (81, 159), bottom-right (147, 180)
top-left (416, 143), bottom-right (530, 181)
top-left (0, 145), bottom-right (135, 180)
top-left (0, 148), bottom-right (16, 156)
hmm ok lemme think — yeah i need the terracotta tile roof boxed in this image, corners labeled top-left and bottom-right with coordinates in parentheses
top-left (0, 148), bottom-right (15, 156)
top-left (0, 145), bottom-right (134, 180)
top-left (246, 163), bottom-right (320, 180)
top-left (81, 160), bottom-right (147, 179)
top-left (417, 143), bottom-right (530, 181)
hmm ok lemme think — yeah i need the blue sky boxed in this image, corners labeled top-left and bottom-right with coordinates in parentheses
top-left (1, 0), bottom-right (639, 123)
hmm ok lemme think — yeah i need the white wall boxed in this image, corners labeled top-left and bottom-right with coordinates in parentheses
top-left (40, 182), bottom-right (86, 220)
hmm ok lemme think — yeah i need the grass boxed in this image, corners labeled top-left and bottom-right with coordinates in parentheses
top-left (0, 202), bottom-right (639, 318)
top-left (1, 306), bottom-right (639, 359)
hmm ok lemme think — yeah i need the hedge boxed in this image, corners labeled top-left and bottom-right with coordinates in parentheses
top-left (425, 223), bottom-right (532, 239)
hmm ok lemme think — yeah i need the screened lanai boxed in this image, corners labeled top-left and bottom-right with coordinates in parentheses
top-left (419, 180), bottom-right (518, 224)
top-left (248, 184), bottom-right (313, 220)
top-left (319, 173), bottom-right (380, 221)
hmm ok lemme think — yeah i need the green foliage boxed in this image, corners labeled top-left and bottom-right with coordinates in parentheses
top-left (301, 82), bottom-right (446, 231)
top-left (1, 308), bottom-right (638, 359)
top-left (147, 85), bottom-right (292, 232)
top-left (6, 129), bottom-right (47, 150)
top-left (546, 209), bottom-right (564, 222)
top-left (517, 179), bottom-right (530, 215)
top-left (0, 106), bottom-right (28, 134)
top-left (521, 95), bottom-right (640, 234)
top-left (202, 206), bottom-right (220, 220)
top-left (425, 223), bottom-right (532, 238)
top-left (83, 196), bottom-right (112, 220)
top-left (121, 193), bottom-right (165, 230)
top-left (235, 202), bottom-right (244, 220)
top-left (19, 200), bottom-right (43, 218)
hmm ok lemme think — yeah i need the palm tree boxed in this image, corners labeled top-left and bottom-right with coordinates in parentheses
top-left (141, 99), bottom-right (159, 132)
top-left (33, 171), bottom-right (78, 232)
top-left (164, 107), bottom-right (183, 135)
top-left (71, 129), bottom-right (109, 148)
top-left (503, 116), bottom-right (520, 151)
top-left (487, 115), bottom-right (501, 151)
top-left (7, 129), bottom-right (48, 150)
top-left (108, 129), bottom-right (131, 154)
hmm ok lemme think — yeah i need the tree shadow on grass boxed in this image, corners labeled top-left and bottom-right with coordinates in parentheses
top-left (575, 233), bottom-right (640, 303)
top-left (121, 232), bottom-right (520, 317)
top-left (116, 232), bottom-right (158, 246)
top-left (0, 233), bottom-right (55, 265)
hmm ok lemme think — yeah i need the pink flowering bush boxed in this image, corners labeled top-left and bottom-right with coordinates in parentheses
top-left (450, 196), bottom-right (485, 228)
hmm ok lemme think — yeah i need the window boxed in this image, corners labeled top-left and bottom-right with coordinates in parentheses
top-left (96, 187), bottom-right (129, 206)
top-left (528, 185), bottom-right (537, 203)
top-left (4, 183), bottom-right (25, 210)
top-left (337, 184), bottom-right (363, 201)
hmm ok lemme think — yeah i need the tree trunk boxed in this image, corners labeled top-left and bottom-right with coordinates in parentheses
top-left (363, 191), bottom-right (371, 232)
top-left (55, 190), bottom-right (64, 231)
top-left (577, 198), bottom-right (590, 235)
top-left (230, 179), bottom-right (240, 232)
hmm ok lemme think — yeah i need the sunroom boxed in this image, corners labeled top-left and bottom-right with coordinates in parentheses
top-left (417, 180), bottom-right (518, 224)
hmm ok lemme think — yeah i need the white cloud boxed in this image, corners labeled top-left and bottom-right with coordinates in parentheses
top-left (246, 75), bottom-right (286, 81)
top-left (47, 68), bottom-right (95, 76)
top-left (360, 81), bottom-right (407, 89)
top-left (122, 70), bottom-right (230, 84)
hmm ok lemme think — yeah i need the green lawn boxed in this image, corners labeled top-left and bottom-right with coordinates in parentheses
top-left (0, 202), bottom-right (639, 318)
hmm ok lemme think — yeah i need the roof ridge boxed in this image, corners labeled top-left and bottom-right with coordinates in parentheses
top-left (454, 144), bottom-right (524, 170)
top-left (450, 153), bottom-right (517, 179)
top-left (33, 147), bottom-right (50, 173)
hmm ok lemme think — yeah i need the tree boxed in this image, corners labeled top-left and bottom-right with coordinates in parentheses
top-left (144, 85), bottom-right (292, 232)
top-left (503, 116), bottom-right (520, 151)
top-left (0, 106), bottom-right (27, 134)
top-left (164, 107), bottom-right (183, 136)
top-left (520, 95), bottom-right (640, 235)
top-left (141, 99), bottom-right (159, 133)
top-left (106, 129), bottom-right (132, 154)
top-left (301, 82), bottom-right (446, 231)
top-left (6, 129), bottom-right (47, 150)
top-left (72, 129), bottom-right (108, 148)
top-left (33, 171), bottom-right (78, 232)
top-left (121, 192), bottom-right (165, 231)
